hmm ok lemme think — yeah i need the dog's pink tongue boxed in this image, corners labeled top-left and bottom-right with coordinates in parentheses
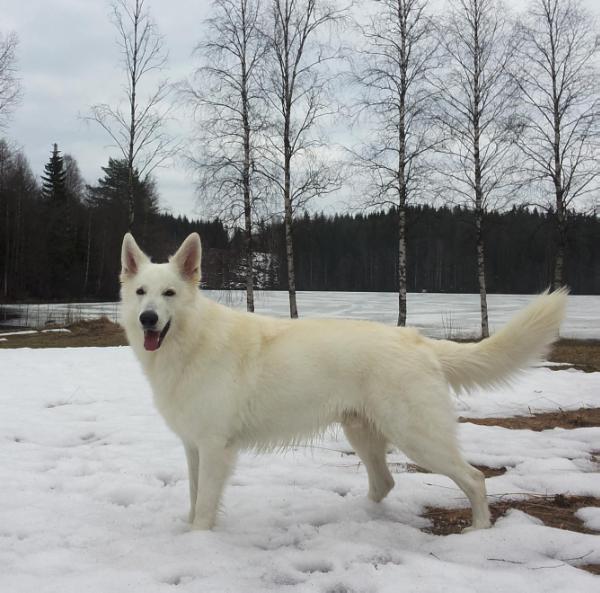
top-left (144, 331), bottom-right (160, 351)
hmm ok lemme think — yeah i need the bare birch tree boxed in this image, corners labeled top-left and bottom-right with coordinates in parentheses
top-left (351, 0), bottom-right (440, 326)
top-left (0, 31), bottom-right (22, 129)
top-left (182, 0), bottom-right (267, 312)
top-left (512, 0), bottom-right (600, 290)
top-left (89, 0), bottom-right (175, 230)
top-left (260, 0), bottom-right (345, 318)
top-left (434, 0), bottom-right (518, 338)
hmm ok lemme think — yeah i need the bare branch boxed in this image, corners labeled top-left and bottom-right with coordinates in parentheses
top-left (0, 31), bottom-right (22, 129)
top-left (87, 0), bottom-right (177, 228)
top-left (511, 0), bottom-right (600, 287)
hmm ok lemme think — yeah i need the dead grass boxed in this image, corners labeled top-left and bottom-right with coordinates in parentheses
top-left (460, 408), bottom-right (600, 431)
top-left (0, 317), bottom-right (127, 349)
top-left (424, 494), bottom-right (600, 536)
top-left (548, 339), bottom-right (600, 373)
top-left (392, 462), bottom-right (506, 478)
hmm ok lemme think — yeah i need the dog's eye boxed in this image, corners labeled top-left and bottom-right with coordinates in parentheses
top-left (163, 289), bottom-right (176, 297)
top-left (136, 288), bottom-right (145, 296)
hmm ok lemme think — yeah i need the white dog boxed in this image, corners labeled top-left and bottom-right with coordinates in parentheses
top-left (120, 233), bottom-right (567, 532)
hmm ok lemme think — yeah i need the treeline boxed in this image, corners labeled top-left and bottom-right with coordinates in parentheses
top-left (2, 136), bottom-right (597, 301)
top-left (0, 140), bottom-right (231, 301)
top-left (260, 207), bottom-right (600, 295)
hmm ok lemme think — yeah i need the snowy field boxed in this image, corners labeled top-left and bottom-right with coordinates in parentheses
top-left (2, 290), bottom-right (599, 338)
top-left (1, 344), bottom-right (600, 590)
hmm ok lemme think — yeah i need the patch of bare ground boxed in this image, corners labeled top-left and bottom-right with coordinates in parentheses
top-left (424, 495), bottom-right (600, 573)
top-left (0, 317), bottom-right (127, 349)
top-left (549, 339), bottom-right (600, 373)
top-left (460, 408), bottom-right (600, 431)
top-left (388, 462), bottom-right (506, 478)
top-left (425, 494), bottom-right (599, 536)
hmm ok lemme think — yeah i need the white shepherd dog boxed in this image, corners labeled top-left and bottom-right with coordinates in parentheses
top-left (120, 232), bottom-right (567, 532)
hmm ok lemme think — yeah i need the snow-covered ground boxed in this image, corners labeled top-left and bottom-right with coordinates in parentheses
top-left (1, 290), bottom-right (599, 338)
top-left (1, 346), bottom-right (599, 592)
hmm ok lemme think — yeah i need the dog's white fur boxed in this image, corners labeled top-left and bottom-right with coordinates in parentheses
top-left (120, 232), bottom-right (568, 531)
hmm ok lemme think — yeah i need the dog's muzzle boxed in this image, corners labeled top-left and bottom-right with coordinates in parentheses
top-left (139, 311), bottom-right (171, 352)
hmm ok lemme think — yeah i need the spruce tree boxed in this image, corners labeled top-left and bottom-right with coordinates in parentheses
top-left (41, 143), bottom-right (67, 202)
top-left (41, 143), bottom-right (80, 297)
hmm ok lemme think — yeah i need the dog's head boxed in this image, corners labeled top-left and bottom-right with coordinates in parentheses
top-left (120, 233), bottom-right (202, 352)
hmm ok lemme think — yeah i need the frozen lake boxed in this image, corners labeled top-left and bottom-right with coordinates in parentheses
top-left (0, 290), bottom-right (598, 339)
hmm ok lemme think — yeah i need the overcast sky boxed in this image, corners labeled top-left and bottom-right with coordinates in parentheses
top-left (2, 0), bottom-right (599, 219)
top-left (3, 0), bottom-right (210, 218)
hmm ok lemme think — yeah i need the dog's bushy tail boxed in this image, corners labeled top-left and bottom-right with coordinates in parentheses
top-left (428, 289), bottom-right (568, 393)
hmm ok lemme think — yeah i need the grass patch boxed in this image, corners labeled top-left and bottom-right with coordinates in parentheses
top-left (460, 408), bottom-right (600, 431)
top-left (0, 317), bottom-right (127, 349)
top-left (548, 339), bottom-right (600, 373)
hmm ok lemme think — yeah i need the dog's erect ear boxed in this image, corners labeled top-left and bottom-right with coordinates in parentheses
top-left (121, 233), bottom-right (149, 278)
top-left (171, 233), bottom-right (202, 283)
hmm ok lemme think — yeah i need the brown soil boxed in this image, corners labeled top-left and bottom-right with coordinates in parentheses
top-left (461, 408), bottom-right (600, 431)
top-left (0, 317), bottom-right (127, 349)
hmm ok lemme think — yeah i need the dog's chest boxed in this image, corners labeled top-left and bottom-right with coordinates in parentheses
top-left (146, 362), bottom-right (235, 442)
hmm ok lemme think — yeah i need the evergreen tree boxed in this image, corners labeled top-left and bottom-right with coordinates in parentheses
top-left (41, 143), bottom-right (67, 202)
top-left (40, 144), bottom-right (83, 298)
top-left (85, 158), bottom-right (162, 296)
top-left (88, 158), bottom-right (158, 233)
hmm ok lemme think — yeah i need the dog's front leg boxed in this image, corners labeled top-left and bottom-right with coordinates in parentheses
top-left (190, 441), bottom-right (237, 531)
top-left (184, 442), bottom-right (199, 523)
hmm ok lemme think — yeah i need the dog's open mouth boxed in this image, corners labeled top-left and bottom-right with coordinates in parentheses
top-left (143, 320), bottom-right (171, 352)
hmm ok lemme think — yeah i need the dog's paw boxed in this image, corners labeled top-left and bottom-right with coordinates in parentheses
top-left (462, 523), bottom-right (491, 534)
top-left (190, 518), bottom-right (215, 531)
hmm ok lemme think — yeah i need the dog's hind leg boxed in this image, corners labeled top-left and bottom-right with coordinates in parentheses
top-left (407, 444), bottom-right (490, 531)
top-left (342, 416), bottom-right (394, 502)
top-left (376, 380), bottom-right (491, 531)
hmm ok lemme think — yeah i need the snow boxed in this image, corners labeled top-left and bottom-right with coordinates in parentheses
top-left (1, 344), bottom-right (599, 592)
top-left (455, 367), bottom-right (600, 417)
top-left (577, 507), bottom-right (600, 531)
top-left (1, 291), bottom-right (599, 339)
top-left (0, 330), bottom-right (39, 337)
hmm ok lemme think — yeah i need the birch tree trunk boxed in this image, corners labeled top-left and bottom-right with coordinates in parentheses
top-left (352, 0), bottom-right (439, 327)
top-left (241, 15), bottom-right (255, 313)
top-left (473, 19), bottom-right (489, 339)
top-left (397, 204), bottom-right (407, 326)
top-left (263, 0), bottom-right (344, 318)
top-left (475, 207), bottom-right (489, 338)
top-left (284, 153), bottom-right (298, 318)
top-left (184, 0), bottom-right (263, 311)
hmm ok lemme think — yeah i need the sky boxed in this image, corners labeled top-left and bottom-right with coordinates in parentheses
top-left (2, 0), bottom-right (600, 219)
top-left (2, 0), bottom-right (210, 218)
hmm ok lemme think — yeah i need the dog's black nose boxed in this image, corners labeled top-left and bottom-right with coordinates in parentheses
top-left (139, 310), bottom-right (158, 328)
